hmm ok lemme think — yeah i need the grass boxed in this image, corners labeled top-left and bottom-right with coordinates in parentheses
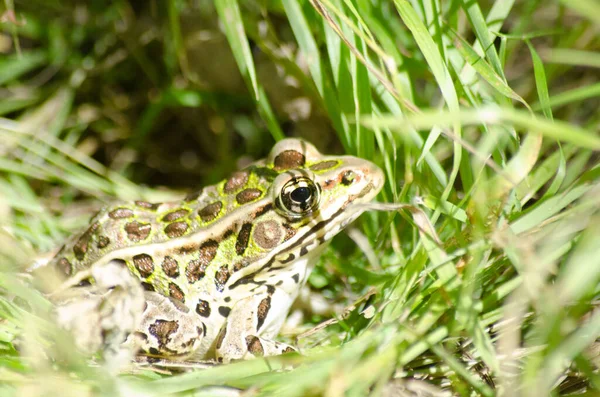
top-left (1, 0), bottom-right (599, 395)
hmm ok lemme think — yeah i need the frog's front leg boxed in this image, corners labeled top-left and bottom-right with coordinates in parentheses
top-left (130, 291), bottom-right (206, 359)
top-left (215, 287), bottom-right (296, 362)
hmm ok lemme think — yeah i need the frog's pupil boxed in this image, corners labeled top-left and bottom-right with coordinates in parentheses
top-left (291, 186), bottom-right (311, 203)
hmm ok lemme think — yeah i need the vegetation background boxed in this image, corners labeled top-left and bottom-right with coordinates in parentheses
top-left (0, 0), bottom-right (599, 395)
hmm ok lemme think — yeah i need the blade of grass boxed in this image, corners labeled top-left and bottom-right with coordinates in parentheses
top-left (214, 0), bottom-right (284, 141)
top-left (544, 48), bottom-right (600, 69)
top-left (0, 50), bottom-right (46, 85)
top-left (393, 0), bottom-right (462, 223)
top-left (362, 107), bottom-right (600, 150)
top-left (284, 0), bottom-right (349, 146)
top-left (558, 0), bottom-right (600, 24)
top-left (450, 28), bottom-right (526, 105)
top-left (532, 82), bottom-right (600, 111)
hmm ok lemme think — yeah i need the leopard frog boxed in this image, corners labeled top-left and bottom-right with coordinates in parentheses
top-left (46, 138), bottom-right (384, 363)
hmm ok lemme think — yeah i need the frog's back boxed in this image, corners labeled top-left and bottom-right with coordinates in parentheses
top-left (49, 167), bottom-right (280, 291)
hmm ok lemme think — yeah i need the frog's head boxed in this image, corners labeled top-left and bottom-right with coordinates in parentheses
top-left (253, 138), bottom-right (384, 256)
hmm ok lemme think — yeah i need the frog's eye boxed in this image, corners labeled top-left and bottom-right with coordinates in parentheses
top-left (278, 176), bottom-right (320, 217)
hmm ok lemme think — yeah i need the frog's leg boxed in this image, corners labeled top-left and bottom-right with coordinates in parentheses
top-left (215, 286), bottom-right (296, 362)
top-left (55, 260), bottom-right (206, 365)
top-left (53, 259), bottom-right (146, 371)
top-left (130, 291), bottom-right (206, 359)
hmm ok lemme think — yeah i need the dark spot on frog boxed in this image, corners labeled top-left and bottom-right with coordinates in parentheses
top-left (57, 257), bottom-right (72, 276)
top-left (133, 253), bottom-right (154, 278)
top-left (186, 259), bottom-right (207, 284)
top-left (236, 188), bottom-right (263, 204)
top-left (184, 189), bottom-right (203, 202)
top-left (245, 335), bottom-right (264, 356)
top-left (97, 235), bottom-right (110, 249)
top-left (218, 306), bottom-right (231, 317)
top-left (254, 220), bottom-right (282, 249)
top-left (149, 347), bottom-right (160, 355)
top-left (162, 208), bottom-right (190, 222)
top-left (322, 179), bottom-right (335, 189)
top-left (292, 273), bottom-right (300, 283)
top-left (224, 170), bottom-right (249, 193)
top-left (185, 240), bottom-right (219, 283)
top-left (252, 203), bottom-right (273, 219)
top-left (73, 222), bottom-right (100, 260)
top-left (142, 282), bottom-right (155, 292)
top-left (228, 273), bottom-right (266, 289)
top-left (280, 253), bottom-right (295, 264)
top-left (135, 201), bottom-right (161, 210)
top-left (161, 256), bottom-right (179, 278)
top-left (309, 160), bottom-right (339, 171)
top-left (224, 296), bottom-right (231, 303)
top-left (222, 228), bottom-right (235, 240)
top-left (299, 245), bottom-right (309, 256)
top-left (214, 265), bottom-right (231, 293)
top-left (196, 299), bottom-right (211, 317)
top-left (198, 201), bottom-right (223, 222)
top-left (283, 224), bottom-right (297, 241)
top-left (169, 282), bottom-right (185, 303)
top-left (256, 296), bottom-right (271, 330)
top-left (198, 201), bottom-right (223, 223)
top-left (341, 170), bottom-right (357, 185)
top-left (148, 319), bottom-right (179, 348)
top-left (164, 221), bottom-right (189, 238)
top-left (235, 223), bottom-right (253, 256)
top-left (273, 150), bottom-right (305, 171)
top-left (233, 258), bottom-right (252, 272)
top-left (124, 221), bottom-right (152, 242)
top-left (108, 208), bottom-right (134, 219)
top-left (199, 240), bottom-right (219, 264)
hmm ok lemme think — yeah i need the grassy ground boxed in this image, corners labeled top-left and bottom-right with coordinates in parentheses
top-left (1, 0), bottom-right (599, 395)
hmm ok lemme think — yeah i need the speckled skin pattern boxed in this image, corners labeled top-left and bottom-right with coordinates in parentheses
top-left (48, 139), bottom-right (384, 362)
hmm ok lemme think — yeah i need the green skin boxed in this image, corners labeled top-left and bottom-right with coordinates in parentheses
top-left (49, 139), bottom-right (384, 362)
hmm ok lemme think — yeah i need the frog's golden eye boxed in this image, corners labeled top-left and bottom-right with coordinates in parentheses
top-left (278, 177), bottom-right (320, 217)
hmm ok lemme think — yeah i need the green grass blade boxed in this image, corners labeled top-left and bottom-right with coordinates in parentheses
top-left (214, 0), bottom-right (284, 141)
top-left (0, 50), bottom-right (46, 85)
top-left (362, 107), bottom-right (600, 150)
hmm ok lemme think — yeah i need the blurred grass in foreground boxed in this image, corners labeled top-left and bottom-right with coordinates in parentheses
top-left (0, 0), bottom-right (599, 395)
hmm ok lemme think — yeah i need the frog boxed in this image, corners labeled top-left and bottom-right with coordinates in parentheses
top-left (45, 138), bottom-right (384, 364)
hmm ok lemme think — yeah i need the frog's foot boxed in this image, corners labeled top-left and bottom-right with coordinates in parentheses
top-left (214, 288), bottom-right (297, 362)
top-left (129, 291), bottom-right (206, 358)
